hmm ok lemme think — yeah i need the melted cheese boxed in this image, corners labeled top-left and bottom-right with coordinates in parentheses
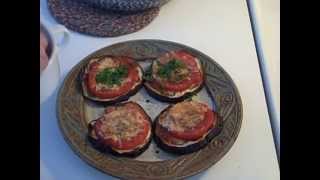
top-left (147, 57), bottom-right (203, 98)
top-left (158, 127), bottom-right (211, 147)
top-left (96, 66), bottom-right (143, 98)
top-left (96, 103), bottom-right (151, 153)
top-left (111, 129), bottom-right (151, 153)
top-left (95, 57), bottom-right (127, 90)
top-left (95, 77), bottom-right (131, 91)
top-left (98, 107), bottom-right (144, 141)
top-left (97, 56), bottom-right (122, 69)
top-left (83, 61), bottom-right (143, 101)
top-left (157, 101), bottom-right (212, 147)
top-left (158, 101), bottom-right (207, 132)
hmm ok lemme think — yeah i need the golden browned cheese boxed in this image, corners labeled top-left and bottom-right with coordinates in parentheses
top-left (159, 101), bottom-right (207, 132)
top-left (96, 57), bottom-right (120, 70)
top-left (99, 106), bottom-right (144, 141)
top-left (168, 68), bottom-right (189, 83)
top-left (152, 59), bottom-right (189, 83)
top-left (156, 121), bottom-right (211, 147)
top-left (92, 57), bottom-right (129, 90)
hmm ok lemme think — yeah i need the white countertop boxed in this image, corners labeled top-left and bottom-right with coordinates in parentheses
top-left (247, 0), bottom-right (280, 155)
top-left (40, 0), bottom-right (280, 179)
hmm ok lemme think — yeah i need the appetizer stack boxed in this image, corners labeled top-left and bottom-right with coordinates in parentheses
top-left (88, 102), bottom-right (152, 157)
top-left (48, 0), bottom-right (170, 37)
top-left (82, 50), bottom-right (222, 157)
top-left (81, 56), bottom-right (144, 103)
top-left (144, 51), bottom-right (204, 102)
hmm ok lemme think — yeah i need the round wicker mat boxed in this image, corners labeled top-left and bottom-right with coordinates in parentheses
top-left (75, 0), bottom-right (170, 12)
top-left (48, 0), bottom-right (160, 37)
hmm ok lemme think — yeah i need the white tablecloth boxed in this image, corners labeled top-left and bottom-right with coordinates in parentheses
top-left (40, 0), bottom-right (280, 179)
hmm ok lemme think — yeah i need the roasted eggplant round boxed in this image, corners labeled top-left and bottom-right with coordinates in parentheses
top-left (153, 100), bottom-right (222, 155)
top-left (144, 50), bottom-right (204, 102)
top-left (82, 56), bottom-right (143, 103)
top-left (88, 102), bottom-right (152, 157)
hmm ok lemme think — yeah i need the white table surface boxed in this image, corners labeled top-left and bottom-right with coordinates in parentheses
top-left (247, 0), bottom-right (280, 156)
top-left (40, 0), bottom-right (280, 179)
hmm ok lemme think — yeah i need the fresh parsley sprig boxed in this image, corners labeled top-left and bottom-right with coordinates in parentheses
top-left (157, 59), bottom-right (185, 79)
top-left (143, 68), bottom-right (153, 81)
top-left (95, 66), bottom-right (128, 87)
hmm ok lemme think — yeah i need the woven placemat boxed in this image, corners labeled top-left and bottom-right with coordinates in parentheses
top-left (76, 0), bottom-right (170, 12)
top-left (48, 0), bottom-right (160, 37)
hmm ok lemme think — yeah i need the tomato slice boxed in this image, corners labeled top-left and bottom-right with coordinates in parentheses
top-left (94, 103), bottom-right (151, 150)
top-left (166, 110), bottom-right (216, 141)
top-left (152, 51), bottom-right (203, 92)
top-left (156, 125), bottom-right (183, 145)
top-left (85, 56), bottom-right (141, 99)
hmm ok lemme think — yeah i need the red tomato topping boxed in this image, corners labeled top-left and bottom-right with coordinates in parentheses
top-left (85, 56), bottom-right (141, 99)
top-left (158, 101), bottom-right (217, 141)
top-left (151, 50), bottom-right (203, 93)
top-left (167, 110), bottom-right (215, 141)
top-left (96, 120), bottom-right (149, 150)
top-left (94, 102), bottom-right (151, 150)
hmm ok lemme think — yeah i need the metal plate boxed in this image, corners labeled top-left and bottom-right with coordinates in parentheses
top-left (57, 39), bottom-right (243, 179)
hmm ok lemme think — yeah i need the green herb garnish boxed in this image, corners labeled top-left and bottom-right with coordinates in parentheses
top-left (143, 68), bottom-right (153, 81)
top-left (157, 59), bottom-right (185, 79)
top-left (186, 96), bottom-right (193, 101)
top-left (95, 66), bottom-right (128, 87)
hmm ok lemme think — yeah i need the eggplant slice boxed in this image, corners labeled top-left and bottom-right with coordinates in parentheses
top-left (153, 104), bottom-right (223, 155)
top-left (87, 102), bottom-right (152, 158)
top-left (144, 81), bottom-right (204, 103)
top-left (81, 56), bottom-right (144, 104)
top-left (144, 53), bottom-right (205, 103)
